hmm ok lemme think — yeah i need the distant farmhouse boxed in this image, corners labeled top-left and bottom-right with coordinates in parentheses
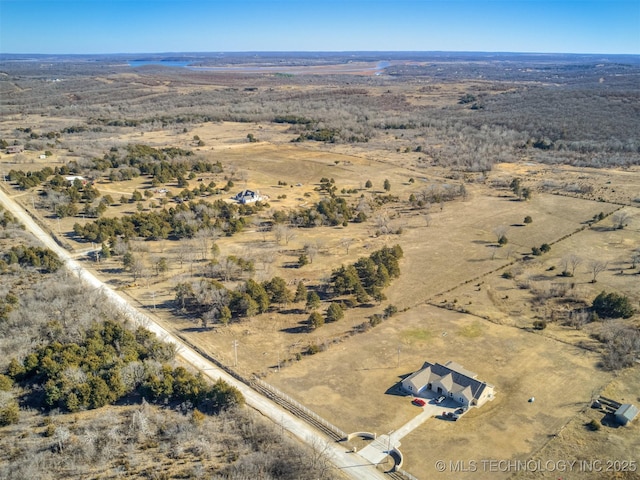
top-left (6, 145), bottom-right (24, 154)
top-left (233, 189), bottom-right (266, 204)
top-left (64, 175), bottom-right (87, 185)
top-left (402, 360), bottom-right (495, 408)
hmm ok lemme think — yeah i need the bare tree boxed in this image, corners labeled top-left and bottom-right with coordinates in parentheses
top-left (374, 213), bottom-right (391, 235)
top-left (305, 242), bottom-right (319, 263)
top-left (493, 225), bottom-right (508, 244)
top-left (257, 250), bottom-right (277, 273)
top-left (175, 242), bottom-right (190, 268)
top-left (195, 227), bottom-right (220, 261)
top-left (561, 254), bottom-right (582, 276)
top-left (112, 237), bottom-right (129, 256)
top-left (195, 229), bottom-right (210, 261)
top-left (284, 227), bottom-right (297, 246)
top-left (252, 217), bottom-right (270, 242)
top-left (131, 257), bottom-right (146, 282)
top-left (611, 211), bottom-right (631, 230)
top-left (216, 257), bottom-right (241, 282)
top-left (273, 224), bottom-right (287, 245)
top-left (339, 237), bottom-right (354, 255)
top-left (588, 260), bottom-right (608, 283)
top-left (569, 254), bottom-right (583, 276)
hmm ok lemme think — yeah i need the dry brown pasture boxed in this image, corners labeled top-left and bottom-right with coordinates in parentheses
top-left (265, 304), bottom-right (617, 479)
top-left (512, 367), bottom-right (640, 480)
top-left (2, 115), bottom-right (639, 479)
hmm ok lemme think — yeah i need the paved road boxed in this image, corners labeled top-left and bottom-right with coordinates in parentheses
top-left (0, 186), bottom-right (389, 480)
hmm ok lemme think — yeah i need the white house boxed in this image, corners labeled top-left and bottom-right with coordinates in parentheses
top-left (64, 175), bottom-right (87, 185)
top-left (233, 189), bottom-right (265, 204)
top-left (401, 360), bottom-right (495, 408)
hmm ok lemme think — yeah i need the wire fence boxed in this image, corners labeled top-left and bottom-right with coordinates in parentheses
top-left (251, 377), bottom-right (347, 441)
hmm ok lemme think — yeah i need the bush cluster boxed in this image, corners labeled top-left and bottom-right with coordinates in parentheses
top-left (6, 320), bottom-right (242, 413)
top-left (331, 245), bottom-right (403, 303)
top-left (592, 291), bottom-right (635, 319)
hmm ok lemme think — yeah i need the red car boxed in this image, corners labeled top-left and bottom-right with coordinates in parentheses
top-left (412, 398), bottom-right (426, 407)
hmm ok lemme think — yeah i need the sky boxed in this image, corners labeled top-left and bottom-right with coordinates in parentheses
top-left (1, 0), bottom-right (638, 55)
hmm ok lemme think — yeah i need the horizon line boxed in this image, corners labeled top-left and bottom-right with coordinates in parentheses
top-left (2, 50), bottom-right (639, 57)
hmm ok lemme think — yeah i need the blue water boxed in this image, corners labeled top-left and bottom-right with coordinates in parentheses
top-left (128, 59), bottom-right (391, 73)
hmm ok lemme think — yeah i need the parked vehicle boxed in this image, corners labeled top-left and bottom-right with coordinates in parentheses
top-left (412, 398), bottom-right (426, 407)
top-left (442, 411), bottom-right (459, 421)
top-left (435, 395), bottom-right (446, 404)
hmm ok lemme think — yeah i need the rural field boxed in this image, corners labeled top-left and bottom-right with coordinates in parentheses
top-left (1, 53), bottom-right (639, 479)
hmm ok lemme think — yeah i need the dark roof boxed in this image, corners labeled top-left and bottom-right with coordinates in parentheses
top-left (425, 361), bottom-right (489, 401)
top-left (403, 361), bottom-right (492, 402)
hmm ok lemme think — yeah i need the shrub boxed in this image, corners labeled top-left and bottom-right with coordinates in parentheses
top-left (369, 314), bottom-right (384, 327)
top-left (586, 419), bottom-right (601, 431)
top-left (297, 253), bottom-right (309, 267)
top-left (383, 304), bottom-right (398, 318)
top-left (524, 216), bottom-right (533, 224)
top-left (533, 320), bottom-right (547, 330)
top-left (0, 374), bottom-right (13, 391)
top-left (592, 291), bottom-right (635, 319)
top-left (0, 402), bottom-right (19, 426)
top-left (502, 271), bottom-right (514, 279)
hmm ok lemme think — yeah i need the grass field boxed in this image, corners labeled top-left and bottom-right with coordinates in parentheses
top-left (2, 99), bottom-right (639, 479)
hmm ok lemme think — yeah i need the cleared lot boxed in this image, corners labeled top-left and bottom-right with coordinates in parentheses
top-left (268, 305), bottom-right (612, 478)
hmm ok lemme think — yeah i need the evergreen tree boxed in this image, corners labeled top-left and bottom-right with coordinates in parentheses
top-left (308, 311), bottom-right (324, 330)
top-left (294, 281), bottom-right (307, 303)
top-left (245, 279), bottom-right (270, 313)
top-left (306, 291), bottom-right (321, 311)
top-left (325, 302), bottom-right (344, 323)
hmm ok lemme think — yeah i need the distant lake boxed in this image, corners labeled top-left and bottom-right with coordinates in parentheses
top-left (128, 60), bottom-right (192, 68)
top-left (127, 59), bottom-right (392, 74)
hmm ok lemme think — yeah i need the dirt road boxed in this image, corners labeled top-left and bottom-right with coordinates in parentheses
top-left (0, 186), bottom-right (389, 480)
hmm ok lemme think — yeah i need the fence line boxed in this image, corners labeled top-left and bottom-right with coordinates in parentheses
top-left (252, 378), bottom-right (347, 440)
top-left (115, 294), bottom-right (348, 442)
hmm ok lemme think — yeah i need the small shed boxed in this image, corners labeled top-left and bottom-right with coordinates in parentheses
top-left (614, 404), bottom-right (638, 426)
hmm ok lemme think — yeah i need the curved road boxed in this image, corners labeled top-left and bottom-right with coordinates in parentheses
top-left (0, 186), bottom-right (388, 480)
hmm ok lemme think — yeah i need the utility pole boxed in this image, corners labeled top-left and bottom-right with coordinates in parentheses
top-left (232, 340), bottom-right (238, 367)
